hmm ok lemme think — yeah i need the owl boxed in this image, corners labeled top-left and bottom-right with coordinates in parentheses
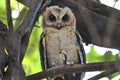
top-left (39, 6), bottom-right (86, 80)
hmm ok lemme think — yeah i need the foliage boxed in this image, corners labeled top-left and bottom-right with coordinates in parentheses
top-left (87, 46), bottom-right (117, 79)
top-left (0, 0), bottom-right (7, 25)
top-left (114, 0), bottom-right (119, 2)
top-left (87, 46), bottom-right (116, 63)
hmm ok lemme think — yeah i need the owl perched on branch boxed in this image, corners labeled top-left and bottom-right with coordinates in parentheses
top-left (39, 6), bottom-right (86, 80)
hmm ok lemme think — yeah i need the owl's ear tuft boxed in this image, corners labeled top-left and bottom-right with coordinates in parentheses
top-left (64, 7), bottom-right (71, 11)
top-left (45, 7), bottom-right (51, 11)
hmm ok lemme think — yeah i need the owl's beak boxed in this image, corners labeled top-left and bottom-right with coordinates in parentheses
top-left (56, 23), bottom-right (62, 30)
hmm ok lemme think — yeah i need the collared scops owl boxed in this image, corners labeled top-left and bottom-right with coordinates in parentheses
top-left (39, 6), bottom-right (86, 80)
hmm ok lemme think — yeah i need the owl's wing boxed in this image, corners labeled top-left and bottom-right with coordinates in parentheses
top-left (75, 30), bottom-right (86, 64)
top-left (74, 30), bottom-right (86, 80)
top-left (39, 32), bottom-right (48, 70)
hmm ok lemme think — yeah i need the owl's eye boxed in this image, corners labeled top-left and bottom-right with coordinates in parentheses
top-left (49, 14), bottom-right (56, 21)
top-left (62, 14), bottom-right (69, 21)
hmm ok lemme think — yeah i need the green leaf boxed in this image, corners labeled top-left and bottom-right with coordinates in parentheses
top-left (87, 46), bottom-right (117, 79)
top-left (114, 0), bottom-right (119, 2)
top-left (103, 51), bottom-right (116, 62)
top-left (102, 51), bottom-right (117, 79)
top-left (87, 46), bottom-right (103, 63)
top-left (108, 72), bottom-right (119, 79)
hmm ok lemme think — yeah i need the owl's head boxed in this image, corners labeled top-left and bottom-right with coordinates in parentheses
top-left (42, 6), bottom-right (76, 30)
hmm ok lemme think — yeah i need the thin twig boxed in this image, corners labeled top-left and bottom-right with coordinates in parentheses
top-left (6, 0), bottom-right (14, 31)
top-left (17, 0), bottom-right (44, 36)
top-left (113, 1), bottom-right (117, 8)
top-left (88, 69), bottom-right (117, 80)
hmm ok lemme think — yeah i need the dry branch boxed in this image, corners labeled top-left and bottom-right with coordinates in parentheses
top-left (26, 61), bottom-right (119, 80)
top-left (5, 0), bottom-right (22, 79)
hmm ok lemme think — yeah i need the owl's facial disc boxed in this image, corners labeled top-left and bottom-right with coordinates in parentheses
top-left (62, 13), bottom-right (69, 22)
top-left (48, 14), bottom-right (62, 30)
top-left (55, 13), bottom-right (69, 30)
top-left (55, 23), bottom-right (63, 30)
top-left (49, 14), bottom-right (56, 22)
top-left (47, 11), bottom-right (70, 30)
top-left (55, 14), bottom-right (70, 30)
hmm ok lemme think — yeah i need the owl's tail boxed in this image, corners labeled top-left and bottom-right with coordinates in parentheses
top-left (64, 73), bottom-right (84, 80)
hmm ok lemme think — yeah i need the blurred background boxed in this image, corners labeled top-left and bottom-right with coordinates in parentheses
top-left (0, 0), bottom-right (119, 80)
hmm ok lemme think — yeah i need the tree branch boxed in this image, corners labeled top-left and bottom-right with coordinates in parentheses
top-left (5, 31), bottom-right (22, 80)
top-left (6, 0), bottom-right (14, 31)
top-left (17, 0), bottom-right (44, 36)
top-left (88, 69), bottom-right (117, 80)
top-left (86, 1), bottom-right (120, 21)
top-left (26, 61), bottom-right (119, 80)
top-left (0, 21), bottom-right (8, 80)
top-left (4, 0), bottom-right (48, 79)
top-left (16, 0), bottom-right (50, 63)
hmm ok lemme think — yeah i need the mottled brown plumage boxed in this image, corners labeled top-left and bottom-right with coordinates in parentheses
top-left (39, 6), bottom-right (86, 80)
